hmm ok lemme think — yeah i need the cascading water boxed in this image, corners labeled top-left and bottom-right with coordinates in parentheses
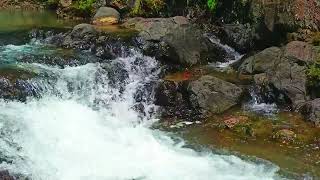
top-left (205, 34), bottom-right (243, 69)
top-left (0, 35), bottom-right (284, 180)
top-left (243, 87), bottom-right (279, 116)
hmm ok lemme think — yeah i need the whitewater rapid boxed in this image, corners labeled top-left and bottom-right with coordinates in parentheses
top-left (0, 43), bottom-right (282, 180)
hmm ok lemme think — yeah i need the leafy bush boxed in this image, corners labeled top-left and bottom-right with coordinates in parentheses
top-left (207, 0), bottom-right (217, 11)
top-left (74, 0), bottom-right (96, 12)
top-left (307, 64), bottom-right (320, 85)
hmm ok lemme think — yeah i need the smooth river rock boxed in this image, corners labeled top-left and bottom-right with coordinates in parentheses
top-left (93, 7), bottom-right (120, 25)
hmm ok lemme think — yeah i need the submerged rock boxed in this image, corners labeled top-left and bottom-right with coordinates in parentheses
top-left (93, 7), bottom-right (120, 25)
top-left (272, 129), bottom-right (296, 143)
top-left (299, 99), bottom-right (320, 126)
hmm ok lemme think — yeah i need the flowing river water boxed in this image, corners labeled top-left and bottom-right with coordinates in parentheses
top-left (0, 10), bottom-right (291, 180)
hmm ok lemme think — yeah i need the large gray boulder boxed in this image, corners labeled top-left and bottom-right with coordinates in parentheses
top-left (93, 7), bottom-right (120, 25)
top-left (188, 75), bottom-right (243, 115)
top-left (122, 16), bottom-right (225, 66)
top-left (70, 23), bottom-right (98, 38)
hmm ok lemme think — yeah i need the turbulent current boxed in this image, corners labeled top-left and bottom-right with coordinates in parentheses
top-left (0, 38), bottom-right (283, 179)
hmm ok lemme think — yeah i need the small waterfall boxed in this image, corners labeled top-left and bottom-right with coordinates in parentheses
top-left (205, 34), bottom-right (243, 68)
top-left (0, 34), bottom-right (283, 180)
top-left (243, 87), bottom-right (279, 116)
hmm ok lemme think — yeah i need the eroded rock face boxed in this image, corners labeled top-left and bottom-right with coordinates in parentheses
top-left (155, 75), bottom-right (243, 120)
top-left (239, 43), bottom-right (309, 108)
top-left (299, 99), bottom-right (320, 126)
top-left (122, 16), bottom-right (225, 66)
top-left (93, 7), bottom-right (120, 25)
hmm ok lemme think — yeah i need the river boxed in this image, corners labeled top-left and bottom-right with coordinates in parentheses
top-left (0, 10), bottom-right (286, 180)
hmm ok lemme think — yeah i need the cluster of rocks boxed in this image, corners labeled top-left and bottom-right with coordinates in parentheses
top-left (238, 40), bottom-right (320, 126)
top-left (155, 76), bottom-right (243, 121)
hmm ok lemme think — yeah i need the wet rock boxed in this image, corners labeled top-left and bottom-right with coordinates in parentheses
top-left (154, 80), bottom-right (177, 106)
top-left (0, 77), bottom-right (39, 102)
top-left (93, 7), bottom-right (120, 25)
top-left (188, 75), bottom-right (243, 115)
top-left (70, 23), bottom-right (98, 39)
top-left (62, 23), bottom-right (98, 50)
top-left (239, 45), bottom-right (308, 108)
top-left (101, 62), bottom-right (129, 92)
top-left (122, 16), bottom-right (223, 66)
top-left (155, 75), bottom-right (244, 121)
top-left (299, 99), bottom-right (320, 126)
top-left (220, 23), bottom-right (254, 53)
top-left (273, 129), bottom-right (296, 143)
top-left (154, 79), bottom-right (202, 121)
top-left (0, 170), bottom-right (14, 180)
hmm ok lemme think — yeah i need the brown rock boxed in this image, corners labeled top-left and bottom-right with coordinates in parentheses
top-left (284, 41), bottom-right (316, 63)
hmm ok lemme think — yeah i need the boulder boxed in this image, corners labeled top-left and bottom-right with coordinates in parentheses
top-left (240, 45), bottom-right (308, 108)
top-left (188, 75), bottom-right (243, 115)
top-left (220, 23), bottom-right (255, 53)
top-left (93, 7), bottom-right (120, 25)
top-left (284, 41), bottom-right (317, 63)
top-left (122, 16), bottom-right (224, 66)
top-left (239, 47), bottom-right (282, 74)
top-left (299, 98), bottom-right (320, 126)
top-left (62, 23), bottom-right (98, 49)
top-left (70, 23), bottom-right (98, 38)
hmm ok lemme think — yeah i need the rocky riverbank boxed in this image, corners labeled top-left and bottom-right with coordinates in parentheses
top-left (1, 0), bottom-right (320, 178)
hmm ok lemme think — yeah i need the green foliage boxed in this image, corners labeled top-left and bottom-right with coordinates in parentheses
top-left (130, 0), bottom-right (165, 16)
top-left (75, 0), bottom-right (96, 12)
top-left (307, 64), bottom-right (320, 85)
top-left (207, 0), bottom-right (217, 11)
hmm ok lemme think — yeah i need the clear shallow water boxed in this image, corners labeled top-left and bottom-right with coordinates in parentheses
top-left (0, 36), bottom-right (284, 179)
top-left (0, 10), bottom-right (77, 31)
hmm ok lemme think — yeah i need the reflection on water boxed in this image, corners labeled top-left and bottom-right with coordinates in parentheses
top-left (0, 10), bottom-right (78, 31)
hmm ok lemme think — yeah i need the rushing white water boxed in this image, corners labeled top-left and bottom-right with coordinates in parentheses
top-left (0, 43), bottom-right (283, 180)
top-left (206, 34), bottom-right (243, 69)
top-left (243, 88), bottom-right (279, 116)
